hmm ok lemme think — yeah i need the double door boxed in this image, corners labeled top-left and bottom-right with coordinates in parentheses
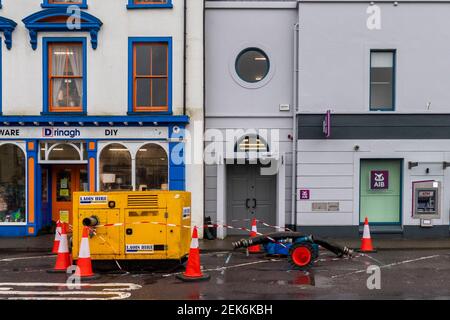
top-left (227, 164), bottom-right (276, 235)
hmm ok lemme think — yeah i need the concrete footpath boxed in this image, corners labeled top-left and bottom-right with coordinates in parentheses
top-left (1, 233), bottom-right (450, 253)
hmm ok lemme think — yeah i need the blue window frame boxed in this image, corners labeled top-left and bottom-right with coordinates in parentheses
top-left (128, 37), bottom-right (172, 115)
top-left (42, 0), bottom-right (88, 9)
top-left (127, 0), bottom-right (173, 9)
top-left (370, 50), bottom-right (396, 111)
top-left (42, 37), bottom-right (87, 115)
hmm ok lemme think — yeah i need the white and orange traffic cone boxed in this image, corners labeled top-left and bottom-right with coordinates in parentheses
top-left (248, 218), bottom-right (261, 253)
top-left (357, 217), bottom-right (377, 253)
top-left (75, 226), bottom-right (100, 280)
top-left (176, 227), bottom-right (210, 282)
top-left (51, 220), bottom-right (62, 254)
top-left (47, 222), bottom-right (72, 273)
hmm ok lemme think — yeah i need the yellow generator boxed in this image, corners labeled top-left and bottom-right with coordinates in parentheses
top-left (72, 191), bottom-right (191, 267)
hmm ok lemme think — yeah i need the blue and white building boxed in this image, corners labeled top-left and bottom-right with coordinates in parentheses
top-left (0, 0), bottom-right (204, 236)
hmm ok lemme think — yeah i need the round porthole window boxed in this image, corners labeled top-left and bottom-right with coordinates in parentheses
top-left (235, 48), bottom-right (270, 83)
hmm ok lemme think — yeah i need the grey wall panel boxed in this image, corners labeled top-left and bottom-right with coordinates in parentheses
top-left (298, 3), bottom-right (450, 113)
top-left (206, 8), bottom-right (296, 117)
top-left (298, 114), bottom-right (450, 139)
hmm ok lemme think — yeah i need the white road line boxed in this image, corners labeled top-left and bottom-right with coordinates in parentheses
top-left (0, 255), bottom-right (54, 262)
top-left (0, 282), bottom-right (142, 300)
top-left (162, 259), bottom-right (282, 277)
top-left (0, 290), bottom-right (131, 300)
top-left (0, 283), bottom-right (142, 291)
top-left (331, 254), bottom-right (441, 279)
top-left (361, 253), bottom-right (385, 266)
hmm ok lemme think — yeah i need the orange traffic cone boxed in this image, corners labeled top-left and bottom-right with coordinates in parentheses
top-left (248, 218), bottom-right (261, 253)
top-left (47, 222), bottom-right (72, 273)
top-left (357, 217), bottom-right (377, 253)
top-left (75, 226), bottom-right (100, 280)
top-left (176, 227), bottom-right (210, 282)
top-left (52, 220), bottom-right (62, 254)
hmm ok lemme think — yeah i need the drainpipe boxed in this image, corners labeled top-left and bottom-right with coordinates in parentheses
top-left (183, 0), bottom-right (187, 116)
top-left (291, 21), bottom-right (300, 230)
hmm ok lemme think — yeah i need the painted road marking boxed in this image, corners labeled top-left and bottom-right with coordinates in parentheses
top-left (0, 289), bottom-right (131, 300)
top-left (331, 254), bottom-right (441, 279)
top-left (162, 259), bottom-right (282, 277)
top-left (0, 283), bottom-right (142, 300)
top-left (0, 255), bottom-right (54, 262)
top-left (0, 283), bottom-right (141, 290)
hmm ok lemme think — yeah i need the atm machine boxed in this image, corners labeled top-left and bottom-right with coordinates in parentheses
top-left (412, 181), bottom-right (441, 227)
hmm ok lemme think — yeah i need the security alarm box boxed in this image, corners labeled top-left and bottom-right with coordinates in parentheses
top-left (412, 181), bottom-right (441, 219)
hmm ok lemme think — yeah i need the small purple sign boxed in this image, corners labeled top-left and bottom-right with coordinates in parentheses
top-left (322, 110), bottom-right (331, 138)
top-left (300, 189), bottom-right (310, 200)
top-left (370, 170), bottom-right (389, 190)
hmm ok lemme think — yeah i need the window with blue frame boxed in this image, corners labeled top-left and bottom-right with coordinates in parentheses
top-left (42, 0), bottom-right (88, 9)
top-left (129, 37), bottom-right (172, 113)
top-left (370, 50), bottom-right (396, 111)
top-left (127, 0), bottom-right (173, 9)
top-left (43, 38), bottom-right (87, 114)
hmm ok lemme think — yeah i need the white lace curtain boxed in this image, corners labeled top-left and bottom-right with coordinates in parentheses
top-left (52, 44), bottom-right (83, 107)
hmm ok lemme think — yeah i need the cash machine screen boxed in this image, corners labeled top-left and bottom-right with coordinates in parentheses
top-left (417, 190), bottom-right (437, 213)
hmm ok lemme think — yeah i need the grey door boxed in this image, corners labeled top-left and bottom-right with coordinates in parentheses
top-left (226, 164), bottom-right (276, 235)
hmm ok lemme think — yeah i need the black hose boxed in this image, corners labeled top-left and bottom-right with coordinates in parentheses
top-left (232, 232), bottom-right (353, 258)
top-left (232, 232), bottom-right (308, 249)
top-left (313, 238), bottom-right (353, 258)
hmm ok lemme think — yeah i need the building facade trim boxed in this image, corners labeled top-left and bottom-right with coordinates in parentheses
top-left (22, 9), bottom-right (103, 50)
top-left (127, 0), bottom-right (173, 9)
top-left (0, 16), bottom-right (17, 50)
top-left (41, 0), bottom-right (88, 9)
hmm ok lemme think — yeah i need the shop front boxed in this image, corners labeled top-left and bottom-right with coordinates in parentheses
top-left (0, 116), bottom-right (188, 237)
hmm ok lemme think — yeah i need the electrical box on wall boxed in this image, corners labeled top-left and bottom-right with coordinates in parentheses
top-left (412, 180), bottom-right (441, 220)
top-left (279, 104), bottom-right (290, 111)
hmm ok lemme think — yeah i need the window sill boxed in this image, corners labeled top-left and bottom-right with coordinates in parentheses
top-left (126, 4), bottom-right (173, 9)
top-left (369, 109), bottom-right (396, 112)
top-left (41, 4), bottom-right (88, 9)
top-left (127, 111), bottom-right (172, 116)
top-left (41, 112), bottom-right (87, 116)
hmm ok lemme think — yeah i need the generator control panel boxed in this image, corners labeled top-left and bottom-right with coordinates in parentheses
top-left (412, 181), bottom-right (441, 219)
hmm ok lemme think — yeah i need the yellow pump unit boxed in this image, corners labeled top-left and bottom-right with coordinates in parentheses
top-left (72, 191), bottom-right (191, 263)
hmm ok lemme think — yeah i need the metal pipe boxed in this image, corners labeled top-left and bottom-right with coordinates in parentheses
top-left (82, 216), bottom-right (99, 227)
top-left (291, 20), bottom-right (300, 230)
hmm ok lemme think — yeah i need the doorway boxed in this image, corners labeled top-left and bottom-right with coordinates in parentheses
top-left (360, 159), bottom-right (402, 225)
top-left (51, 165), bottom-right (88, 225)
top-left (226, 164), bottom-right (276, 235)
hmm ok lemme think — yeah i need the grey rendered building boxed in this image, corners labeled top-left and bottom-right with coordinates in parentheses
top-left (205, 0), bottom-right (450, 238)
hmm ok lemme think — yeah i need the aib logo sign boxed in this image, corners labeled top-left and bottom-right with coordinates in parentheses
top-left (370, 170), bottom-right (389, 190)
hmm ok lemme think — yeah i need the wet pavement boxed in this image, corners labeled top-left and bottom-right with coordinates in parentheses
top-left (0, 248), bottom-right (449, 300)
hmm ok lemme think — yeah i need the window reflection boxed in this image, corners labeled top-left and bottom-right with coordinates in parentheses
top-left (99, 144), bottom-right (132, 191)
top-left (0, 144), bottom-right (26, 224)
top-left (136, 144), bottom-right (168, 190)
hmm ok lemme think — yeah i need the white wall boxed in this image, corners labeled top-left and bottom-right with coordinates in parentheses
top-left (0, 0), bottom-right (205, 232)
top-left (1, 0), bottom-right (188, 116)
top-left (298, 2), bottom-right (450, 113)
top-left (298, 139), bottom-right (450, 227)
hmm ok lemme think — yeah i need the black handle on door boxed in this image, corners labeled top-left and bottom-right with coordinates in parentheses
top-left (245, 198), bottom-right (250, 209)
top-left (252, 198), bottom-right (257, 209)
